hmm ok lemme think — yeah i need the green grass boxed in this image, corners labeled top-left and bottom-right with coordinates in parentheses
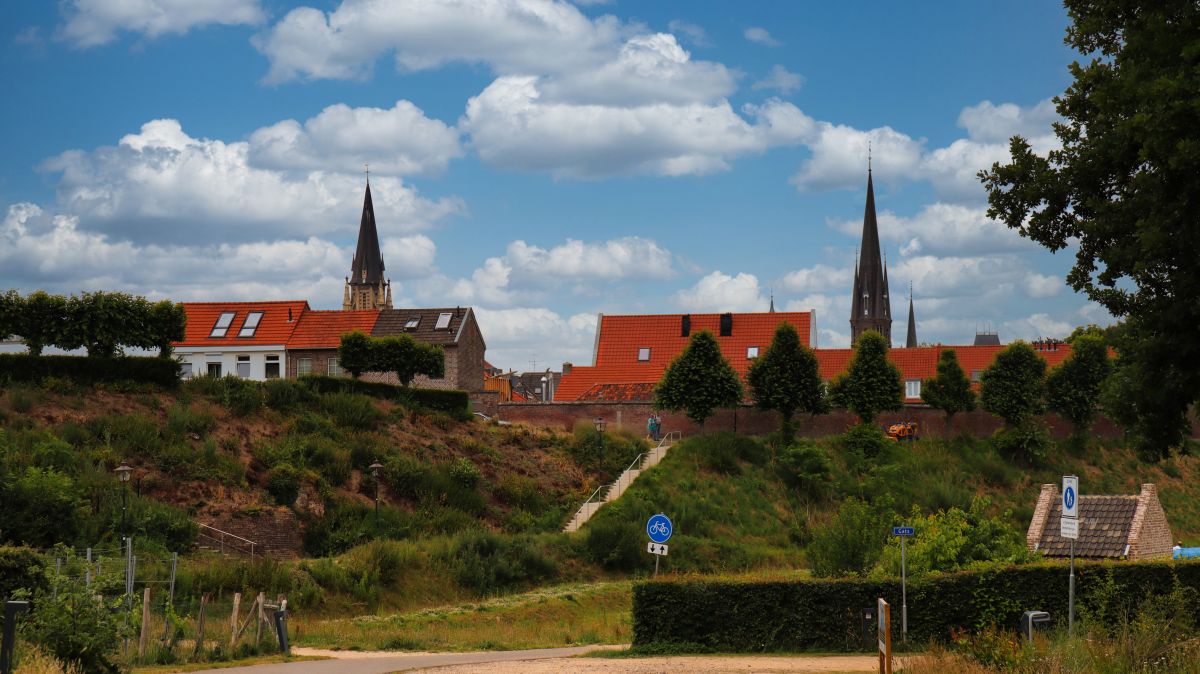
top-left (291, 581), bottom-right (632, 652)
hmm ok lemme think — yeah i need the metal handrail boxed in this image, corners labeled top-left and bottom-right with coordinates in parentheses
top-left (196, 523), bottom-right (258, 557)
top-left (565, 431), bottom-right (682, 529)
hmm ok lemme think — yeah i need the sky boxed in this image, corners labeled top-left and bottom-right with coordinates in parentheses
top-left (0, 0), bottom-right (1113, 370)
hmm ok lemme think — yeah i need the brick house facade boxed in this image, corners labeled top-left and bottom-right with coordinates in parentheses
top-left (1026, 483), bottom-right (1174, 561)
top-left (362, 307), bottom-right (486, 391)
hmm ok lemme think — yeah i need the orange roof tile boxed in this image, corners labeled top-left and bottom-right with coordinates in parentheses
top-left (287, 310), bottom-right (381, 350)
top-left (555, 312), bottom-right (813, 401)
top-left (176, 301), bottom-right (310, 347)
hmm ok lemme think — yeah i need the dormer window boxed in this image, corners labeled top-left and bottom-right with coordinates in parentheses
top-left (405, 316), bottom-right (421, 329)
top-left (209, 312), bottom-right (236, 337)
top-left (747, 346), bottom-right (759, 359)
top-left (435, 312), bottom-right (452, 330)
top-left (637, 347), bottom-right (651, 362)
top-left (238, 311), bottom-right (264, 337)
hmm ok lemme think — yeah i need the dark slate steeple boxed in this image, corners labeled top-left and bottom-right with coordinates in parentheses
top-left (350, 181), bottom-right (385, 285)
top-left (906, 283), bottom-right (918, 348)
top-left (849, 161), bottom-right (893, 346)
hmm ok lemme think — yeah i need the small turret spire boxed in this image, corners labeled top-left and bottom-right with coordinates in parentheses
top-left (905, 282), bottom-right (918, 348)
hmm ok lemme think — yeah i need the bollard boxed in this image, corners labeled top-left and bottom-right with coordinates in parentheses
top-left (272, 606), bottom-right (290, 655)
top-left (1, 601), bottom-right (32, 674)
top-left (1021, 610), bottom-right (1051, 643)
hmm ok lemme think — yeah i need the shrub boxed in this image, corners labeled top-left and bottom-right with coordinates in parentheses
top-left (447, 458), bottom-right (482, 489)
top-left (265, 464), bottom-right (301, 506)
top-left (0, 546), bottom-right (47, 599)
top-left (0, 353), bottom-right (180, 387)
top-left (220, 377), bottom-right (263, 417)
top-left (584, 517), bottom-right (644, 572)
top-left (165, 403), bottom-right (215, 439)
top-left (320, 392), bottom-right (381, 429)
top-left (494, 475), bottom-right (547, 512)
top-left (298, 375), bottom-right (470, 415)
top-left (8, 387), bottom-right (35, 412)
top-left (990, 420), bottom-right (1051, 465)
top-left (631, 560), bottom-right (1200, 653)
top-left (263, 378), bottom-right (315, 412)
top-left (448, 531), bottom-right (557, 595)
top-left (0, 468), bottom-right (81, 548)
top-left (807, 497), bottom-right (890, 578)
top-left (24, 570), bottom-right (125, 674)
top-left (775, 442), bottom-right (832, 501)
top-left (840, 423), bottom-right (890, 459)
top-left (380, 455), bottom-right (430, 500)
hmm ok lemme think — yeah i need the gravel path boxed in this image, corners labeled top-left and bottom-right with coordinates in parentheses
top-left (410, 654), bottom-right (906, 673)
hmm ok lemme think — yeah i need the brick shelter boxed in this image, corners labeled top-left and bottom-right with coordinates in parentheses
top-left (1026, 483), bottom-right (1174, 561)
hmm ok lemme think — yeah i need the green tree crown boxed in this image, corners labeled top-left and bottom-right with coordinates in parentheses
top-left (654, 330), bottom-right (742, 427)
top-left (829, 331), bottom-right (902, 424)
top-left (1046, 333), bottom-right (1112, 435)
top-left (921, 349), bottom-right (976, 421)
top-left (747, 323), bottom-right (828, 438)
top-left (979, 341), bottom-right (1046, 427)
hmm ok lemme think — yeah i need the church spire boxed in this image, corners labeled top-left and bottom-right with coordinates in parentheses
top-left (849, 162), bottom-right (893, 346)
top-left (906, 283), bottom-right (917, 348)
top-left (344, 179), bottom-right (392, 310)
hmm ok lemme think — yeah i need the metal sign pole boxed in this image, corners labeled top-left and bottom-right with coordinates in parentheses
top-left (1068, 539), bottom-right (1075, 635)
top-left (654, 554), bottom-right (660, 578)
top-left (901, 536), bottom-right (907, 644)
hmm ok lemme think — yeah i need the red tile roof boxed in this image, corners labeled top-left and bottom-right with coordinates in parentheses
top-left (555, 312), bottom-right (813, 401)
top-left (287, 310), bottom-right (381, 350)
top-left (176, 301), bottom-right (310, 347)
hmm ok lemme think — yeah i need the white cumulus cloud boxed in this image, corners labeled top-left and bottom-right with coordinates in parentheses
top-left (743, 27), bottom-right (780, 46)
top-left (674, 271), bottom-right (768, 312)
top-left (60, 0), bottom-right (265, 48)
top-left (752, 64), bottom-right (804, 95)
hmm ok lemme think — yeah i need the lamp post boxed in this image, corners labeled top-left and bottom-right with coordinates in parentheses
top-left (593, 417), bottom-right (606, 472)
top-left (369, 461), bottom-right (383, 529)
top-left (115, 462), bottom-right (132, 542)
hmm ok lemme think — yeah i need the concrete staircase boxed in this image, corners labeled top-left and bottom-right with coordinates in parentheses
top-left (564, 432), bottom-right (680, 533)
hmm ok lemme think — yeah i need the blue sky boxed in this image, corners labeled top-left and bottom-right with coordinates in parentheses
top-left (0, 0), bottom-right (1109, 368)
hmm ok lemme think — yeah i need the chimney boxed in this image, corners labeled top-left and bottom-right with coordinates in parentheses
top-left (562, 362), bottom-right (573, 376)
top-left (720, 313), bottom-right (733, 336)
top-left (681, 315), bottom-right (691, 337)
top-left (287, 308), bottom-right (293, 322)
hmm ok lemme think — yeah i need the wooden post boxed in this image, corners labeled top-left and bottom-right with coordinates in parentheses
top-left (255, 593), bottom-right (265, 648)
top-left (229, 593), bottom-right (241, 650)
top-left (877, 598), bottom-right (892, 674)
top-left (193, 595), bottom-right (209, 657)
top-left (138, 588), bottom-right (151, 658)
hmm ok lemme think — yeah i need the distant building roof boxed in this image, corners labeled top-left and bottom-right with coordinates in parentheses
top-left (287, 310), bottom-right (380, 350)
top-left (175, 301), bottom-right (309, 347)
top-left (373, 307), bottom-right (478, 346)
top-left (973, 331), bottom-right (1001, 346)
top-left (1027, 483), bottom-right (1174, 560)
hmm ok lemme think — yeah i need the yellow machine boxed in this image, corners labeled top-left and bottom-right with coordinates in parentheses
top-left (886, 421), bottom-right (919, 442)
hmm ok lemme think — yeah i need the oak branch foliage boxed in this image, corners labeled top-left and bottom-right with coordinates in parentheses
top-left (979, 0), bottom-right (1200, 457)
top-left (746, 323), bottom-right (828, 437)
top-left (655, 330), bottom-right (743, 427)
top-left (829, 331), bottom-right (902, 424)
top-left (921, 349), bottom-right (976, 422)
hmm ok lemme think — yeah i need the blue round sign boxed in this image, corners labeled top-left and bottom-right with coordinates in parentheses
top-left (1064, 486), bottom-right (1076, 510)
top-left (646, 513), bottom-right (673, 543)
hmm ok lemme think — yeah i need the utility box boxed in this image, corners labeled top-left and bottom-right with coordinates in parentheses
top-left (862, 607), bottom-right (877, 649)
top-left (1021, 610), bottom-right (1050, 642)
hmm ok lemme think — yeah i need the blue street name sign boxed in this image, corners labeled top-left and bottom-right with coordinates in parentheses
top-left (892, 526), bottom-right (915, 537)
top-left (647, 513), bottom-right (673, 544)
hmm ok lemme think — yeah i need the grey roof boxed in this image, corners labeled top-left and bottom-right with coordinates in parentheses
top-left (973, 332), bottom-right (1002, 346)
top-left (850, 170), bottom-right (892, 332)
top-left (350, 182), bottom-right (386, 286)
top-left (1036, 496), bottom-right (1139, 558)
top-left (373, 307), bottom-right (471, 345)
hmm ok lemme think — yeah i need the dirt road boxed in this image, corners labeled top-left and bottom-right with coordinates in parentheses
top-left (411, 654), bottom-right (904, 673)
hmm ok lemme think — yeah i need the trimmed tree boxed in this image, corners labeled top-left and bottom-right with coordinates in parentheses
top-left (979, 2), bottom-right (1200, 458)
top-left (655, 330), bottom-right (742, 429)
top-left (17, 291), bottom-right (67, 356)
top-left (338, 330), bottom-right (374, 378)
top-left (0, 289), bottom-right (19, 341)
top-left (980, 341), bottom-right (1046, 427)
top-left (747, 323), bottom-right (827, 440)
top-left (921, 349), bottom-right (976, 425)
top-left (828, 331), bottom-right (903, 425)
top-left (147, 300), bottom-right (187, 358)
top-left (373, 334), bottom-right (445, 386)
top-left (1046, 334), bottom-right (1111, 436)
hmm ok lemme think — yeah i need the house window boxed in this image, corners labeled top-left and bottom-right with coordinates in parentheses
top-left (405, 316), bottom-right (421, 329)
top-left (265, 355), bottom-right (280, 379)
top-left (747, 346), bottom-right (759, 359)
top-left (637, 347), bottom-right (651, 362)
top-left (180, 363), bottom-right (193, 378)
top-left (238, 311), bottom-right (264, 337)
top-left (209, 312), bottom-right (236, 338)
top-left (207, 362), bottom-right (222, 377)
top-left (327, 358), bottom-right (342, 377)
top-left (297, 358), bottom-right (312, 375)
top-left (435, 312), bottom-right (452, 330)
top-left (905, 380), bottom-right (921, 398)
top-left (237, 355), bottom-right (251, 378)
top-left (971, 369), bottom-right (982, 382)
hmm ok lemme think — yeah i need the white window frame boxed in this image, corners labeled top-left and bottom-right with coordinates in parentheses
top-left (236, 355), bottom-right (251, 378)
top-left (747, 346), bottom-right (759, 359)
top-left (327, 358), bottom-right (342, 377)
top-left (637, 347), bottom-right (651, 362)
top-left (905, 379), bottom-right (921, 399)
top-left (435, 312), bottom-right (453, 330)
top-left (265, 355), bottom-right (280, 380)
top-left (210, 312), bottom-right (236, 338)
top-left (297, 358), bottom-right (312, 376)
top-left (971, 369), bottom-right (982, 382)
top-left (180, 362), bottom-right (193, 379)
top-left (206, 362), bottom-right (222, 377)
top-left (405, 316), bottom-right (421, 329)
top-left (238, 311), bottom-right (264, 337)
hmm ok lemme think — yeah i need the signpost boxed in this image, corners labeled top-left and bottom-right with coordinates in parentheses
top-left (646, 513), bottom-right (673, 577)
top-left (1061, 475), bottom-right (1079, 635)
top-left (877, 597), bottom-right (892, 674)
top-left (892, 526), bottom-right (913, 643)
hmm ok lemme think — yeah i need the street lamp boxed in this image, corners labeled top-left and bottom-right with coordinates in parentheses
top-left (115, 462), bottom-right (133, 542)
top-left (593, 417), bottom-right (606, 471)
top-left (369, 461), bottom-right (384, 528)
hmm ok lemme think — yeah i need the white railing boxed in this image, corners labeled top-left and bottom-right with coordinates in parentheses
top-left (196, 523), bottom-right (258, 558)
top-left (564, 431), bottom-right (681, 531)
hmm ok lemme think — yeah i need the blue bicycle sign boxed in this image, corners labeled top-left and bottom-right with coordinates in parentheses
top-left (1064, 486), bottom-right (1075, 510)
top-left (646, 513), bottom-right (673, 543)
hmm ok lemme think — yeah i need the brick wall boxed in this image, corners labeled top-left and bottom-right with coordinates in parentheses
top-left (1129, 483), bottom-right (1175, 560)
top-left (495, 402), bottom-right (1128, 439)
top-left (454, 315), bottom-right (486, 391)
top-left (1027, 484), bottom-right (1057, 552)
top-left (287, 349), bottom-right (340, 378)
top-left (469, 390), bottom-right (500, 417)
top-left (204, 508), bottom-right (303, 559)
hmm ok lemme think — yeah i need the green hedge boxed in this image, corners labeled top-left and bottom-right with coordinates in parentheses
top-left (0, 353), bottom-right (180, 387)
top-left (298, 375), bottom-right (469, 414)
top-left (632, 560), bottom-right (1200, 652)
top-left (0, 546), bottom-right (46, 600)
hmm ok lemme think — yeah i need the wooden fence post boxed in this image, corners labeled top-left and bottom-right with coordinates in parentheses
top-left (255, 593), bottom-right (265, 648)
top-left (193, 595), bottom-right (209, 658)
top-left (229, 593), bottom-right (241, 650)
top-left (138, 588), bottom-right (151, 658)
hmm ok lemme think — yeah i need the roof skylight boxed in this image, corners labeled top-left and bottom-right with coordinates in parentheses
top-left (210, 312), bottom-right (236, 338)
top-left (238, 311), bottom-right (264, 337)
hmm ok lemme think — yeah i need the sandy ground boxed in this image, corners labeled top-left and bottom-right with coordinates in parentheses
top-left (409, 654), bottom-right (910, 674)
